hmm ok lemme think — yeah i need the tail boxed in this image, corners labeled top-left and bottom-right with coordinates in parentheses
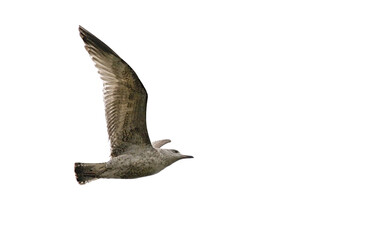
top-left (74, 162), bottom-right (106, 185)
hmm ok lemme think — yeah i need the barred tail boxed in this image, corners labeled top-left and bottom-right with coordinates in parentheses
top-left (74, 162), bottom-right (105, 185)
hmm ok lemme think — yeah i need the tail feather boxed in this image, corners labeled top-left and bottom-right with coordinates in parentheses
top-left (74, 162), bottom-right (105, 184)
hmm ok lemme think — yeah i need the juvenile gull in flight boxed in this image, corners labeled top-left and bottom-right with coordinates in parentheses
top-left (75, 26), bottom-right (193, 184)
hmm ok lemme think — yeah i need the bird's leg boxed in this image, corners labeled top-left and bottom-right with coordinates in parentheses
top-left (152, 139), bottom-right (171, 148)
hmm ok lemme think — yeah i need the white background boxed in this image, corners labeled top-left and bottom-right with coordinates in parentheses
top-left (1, 0), bottom-right (387, 239)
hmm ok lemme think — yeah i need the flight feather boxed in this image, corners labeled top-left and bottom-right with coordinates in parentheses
top-left (79, 26), bottom-right (151, 157)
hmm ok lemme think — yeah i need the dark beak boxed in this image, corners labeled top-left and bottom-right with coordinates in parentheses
top-left (182, 155), bottom-right (194, 159)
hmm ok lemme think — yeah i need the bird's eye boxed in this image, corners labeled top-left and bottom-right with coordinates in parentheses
top-left (171, 150), bottom-right (179, 153)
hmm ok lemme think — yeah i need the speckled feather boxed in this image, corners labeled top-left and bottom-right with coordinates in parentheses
top-left (74, 26), bottom-right (193, 185)
top-left (79, 26), bottom-right (150, 157)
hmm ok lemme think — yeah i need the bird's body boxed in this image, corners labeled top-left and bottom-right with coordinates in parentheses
top-left (104, 146), bottom-right (163, 179)
top-left (75, 26), bottom-right (192, 184)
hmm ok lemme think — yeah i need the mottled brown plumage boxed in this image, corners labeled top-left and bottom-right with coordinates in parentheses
top-left (79, 26), bottom-right (150, 157)
top-left (75, 26), bottom-right (193, 184)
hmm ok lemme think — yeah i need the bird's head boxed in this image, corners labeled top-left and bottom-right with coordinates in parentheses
top-left (159, 148), bottom-right (193, 166)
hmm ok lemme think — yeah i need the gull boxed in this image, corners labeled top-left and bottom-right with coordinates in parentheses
top-left (75, 26), bottom-right (193, 184)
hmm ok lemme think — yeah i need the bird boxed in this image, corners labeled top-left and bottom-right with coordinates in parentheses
top-left (74, 26), bottom-right (193, 184)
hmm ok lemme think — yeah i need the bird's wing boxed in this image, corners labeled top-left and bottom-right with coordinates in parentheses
top-left (152, 139), bottom-right (171, 148)
top-left (79, 26), bottom-right (151, 157)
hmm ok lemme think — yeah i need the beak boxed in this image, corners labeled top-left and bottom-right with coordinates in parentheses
top-left (182, 155), bottom-right (194, 159)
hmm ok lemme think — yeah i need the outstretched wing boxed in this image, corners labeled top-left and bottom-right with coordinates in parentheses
top-left (79, 26), bottom-right (151, 157)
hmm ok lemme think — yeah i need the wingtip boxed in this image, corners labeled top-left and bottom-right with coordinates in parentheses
top-left (78, 25), bottom-right (88, 38)
top-left (77, 26), bottom-right (119, 57)
top-left (78, 25), bottom-right (95, 40)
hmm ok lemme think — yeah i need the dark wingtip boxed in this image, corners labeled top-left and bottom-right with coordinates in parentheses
top-left (78, 25), bottom-right (88, 34)
top-left (78, 25), bottom-right (91, 40)
top-left (77, 25), bottom-right (119, 57)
